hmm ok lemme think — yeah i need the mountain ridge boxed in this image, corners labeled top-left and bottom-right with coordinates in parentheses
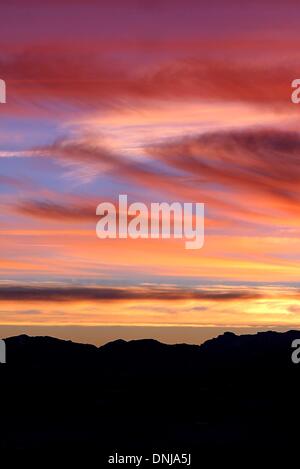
top-left (4, 328), bottom-right (300, 348)
top-left (1, 329), bottom-right (300, 457)
top-left (3, 329), bottom-right (300, 369)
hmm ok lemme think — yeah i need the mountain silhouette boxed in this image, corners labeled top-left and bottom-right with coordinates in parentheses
top-left (1, 330), bottom-right (300, 463)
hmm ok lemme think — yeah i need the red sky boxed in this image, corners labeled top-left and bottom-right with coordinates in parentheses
top-left (1, 1), bottom-right (300, 344)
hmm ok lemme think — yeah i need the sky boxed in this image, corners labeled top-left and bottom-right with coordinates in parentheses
top-left (1, 0), bottom-right (300, 345)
